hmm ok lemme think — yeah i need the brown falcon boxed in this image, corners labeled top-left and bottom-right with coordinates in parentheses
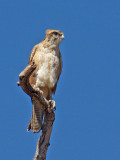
top-left (27, 29), bottom-right (64, 133)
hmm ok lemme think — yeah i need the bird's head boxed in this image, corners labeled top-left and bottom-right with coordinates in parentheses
top-left (44, 29), bottom-right (64, 45)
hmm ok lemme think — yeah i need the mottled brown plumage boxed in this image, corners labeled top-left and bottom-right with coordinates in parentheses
top-left (27, 29), bottom-right (64, 133)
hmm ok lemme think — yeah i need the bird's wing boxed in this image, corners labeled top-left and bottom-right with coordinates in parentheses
top-left (28, 45), bottom-right (38, 64)
top-left (52, 51), bottom-right (62, 94)
top-left (28, 45), bottom-right (39, 86)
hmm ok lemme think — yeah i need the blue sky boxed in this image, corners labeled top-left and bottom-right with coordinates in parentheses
top-left (0, 0), bottom-right (120, 159)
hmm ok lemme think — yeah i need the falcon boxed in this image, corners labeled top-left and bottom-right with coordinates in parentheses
top-left (27, 29), bottom-right (64, 133)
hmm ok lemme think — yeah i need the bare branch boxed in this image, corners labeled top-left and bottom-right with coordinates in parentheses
top-left (17, 63), bottom-right (56, 160)
top-left (33, 112), bottom-right (55, 160)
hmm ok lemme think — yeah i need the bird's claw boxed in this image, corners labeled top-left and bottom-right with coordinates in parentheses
top-left (34, 87), bottom-right (43, 95)
top-left (48, 100), bottom-right (56, 113)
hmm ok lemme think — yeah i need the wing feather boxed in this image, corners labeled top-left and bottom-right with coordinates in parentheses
top-left (52, 51), bottom-right (62, 94)
top-left (28, 45), bottom-right (38, 64)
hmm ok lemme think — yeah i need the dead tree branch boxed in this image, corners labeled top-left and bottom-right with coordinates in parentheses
top-left (33, 112), bottom-right (55, 160)
top-left (17, 62), bottom-right (55, 160)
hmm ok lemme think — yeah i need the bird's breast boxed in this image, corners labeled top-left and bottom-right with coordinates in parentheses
top-left (35, 52), bottom-right (59, 88)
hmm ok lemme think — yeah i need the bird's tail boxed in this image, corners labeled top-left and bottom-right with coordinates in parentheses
top-left (27, 100), bottom-right (43, 133)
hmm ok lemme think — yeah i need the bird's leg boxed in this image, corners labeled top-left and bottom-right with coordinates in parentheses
top-left (33, 86), bottom-right (56, 113)
top-left (33, 85), bottom-right (44, 95)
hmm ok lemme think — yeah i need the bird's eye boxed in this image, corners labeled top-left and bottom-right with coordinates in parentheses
top-left (53, 32), bottom-right (58, 36)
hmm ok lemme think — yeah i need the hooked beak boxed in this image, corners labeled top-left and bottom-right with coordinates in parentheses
top-left (60, 34), bottom-right (65, 39)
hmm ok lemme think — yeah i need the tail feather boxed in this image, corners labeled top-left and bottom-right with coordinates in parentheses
top-left (27, 100), bottom-right (43, 133)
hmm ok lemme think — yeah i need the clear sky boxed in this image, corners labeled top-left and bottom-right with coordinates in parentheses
top-left (0, 0), bottom-right (120, 160)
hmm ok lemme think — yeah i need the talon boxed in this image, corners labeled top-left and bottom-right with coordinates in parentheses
top-left (34, 87), bottom-right (43, 95)
top-left (34, 88), bottom-right (40, 93)
top-left (47, 100), bottom-right (56, 113)
top-left (40, 90), bottom-right (43, 95)
top-left (49, 100), bottom-right (56, 110)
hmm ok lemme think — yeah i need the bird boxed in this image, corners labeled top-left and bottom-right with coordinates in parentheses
top-left (27, 29), bottom-right (64, 133)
